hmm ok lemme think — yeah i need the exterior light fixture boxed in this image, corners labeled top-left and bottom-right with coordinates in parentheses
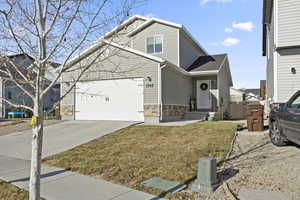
top-left (146, 76), bottom-right (152, 82)
top-left (291, 67), bottom-right (296, 74)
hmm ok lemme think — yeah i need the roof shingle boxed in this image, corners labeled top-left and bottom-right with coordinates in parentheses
top-left (186, 54), bottom-right (226, 72)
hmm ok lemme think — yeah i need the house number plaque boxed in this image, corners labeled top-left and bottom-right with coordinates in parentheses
top-left (146, 83), bottom-right (154, 88)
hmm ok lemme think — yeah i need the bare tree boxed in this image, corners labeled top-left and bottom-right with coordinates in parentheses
top-left (0, 0), bottom-right (144, 199)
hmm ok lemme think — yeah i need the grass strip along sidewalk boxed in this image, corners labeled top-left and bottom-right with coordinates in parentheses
top-left (44, 121), bottom-right (237, 199)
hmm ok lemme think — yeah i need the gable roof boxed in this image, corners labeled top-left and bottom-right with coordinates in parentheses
top-left (127, 16), bottom-right (208, 55)
top-left (95, 15), bottom-right (148, 43)
top-left (241, 88), bottom-right (261, 97)
top-left (103, 40), bottom-right (165, 63)
top-left (67, 15), bottom-right (209, 68)
top-left (1, 53), bottom-right (60, 82)
top-left (186, 54), bottom-right (227, 72)
top-left (66, 15), bottom-right (233, 79)
top-left (231, 88), bottom-right (245, 94)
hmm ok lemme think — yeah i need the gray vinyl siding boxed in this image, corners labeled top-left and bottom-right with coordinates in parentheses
top-left (1, 81), bottom-right (59, 114)
top-left (131, 22), bottom-right (179, 65)
top-left (61, 45), bottom-right (160, 111)
top-left (179, 31), bottom-right (206, 69)
top-left (266, 10), bottom-right (275, 102)
top-left (110, 19), bottom-right (146, 46)
top-left (277, 0), bottom-right (300, 47)
top-left (276, 48), bottom-right (300, 102)
top-left (218, 59), bottom-right (231, 116)
top-left (161, 65), bottom-right (192, 105)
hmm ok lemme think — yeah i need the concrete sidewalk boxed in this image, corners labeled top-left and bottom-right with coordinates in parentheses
top-left (0, 155), bottom-right (163, 200)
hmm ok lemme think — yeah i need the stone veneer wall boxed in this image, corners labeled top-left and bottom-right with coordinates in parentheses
top-left (144, 105), bottom-right (160, 117)
top-left (162, 104), bottom-right (189, 120)
top-left (61, 105), bottom-right (74, 119)
top-left (61, 104), bottom-right (189, 122)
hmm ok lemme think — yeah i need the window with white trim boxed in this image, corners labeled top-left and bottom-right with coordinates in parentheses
top-left (146, 35), bottom-right (162, 54)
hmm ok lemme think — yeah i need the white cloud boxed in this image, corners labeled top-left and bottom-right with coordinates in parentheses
top-left (222, 37), bottom-right (240, 46)
top-left (201, 0), bottom-right (232, 5)
top-left (225, 27), bottom-right (233, 33)
top-left (232, 21), bottom-right (254, 32)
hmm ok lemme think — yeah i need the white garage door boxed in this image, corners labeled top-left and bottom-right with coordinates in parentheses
top-left (75, 78), bottom-right (144, 121)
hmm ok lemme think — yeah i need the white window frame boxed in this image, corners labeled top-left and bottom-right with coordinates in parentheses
top-left (145, 35), bottom-right (163, 54)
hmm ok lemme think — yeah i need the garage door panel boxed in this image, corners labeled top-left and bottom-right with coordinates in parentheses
top-left (75, 78), bottom-right (144, 121)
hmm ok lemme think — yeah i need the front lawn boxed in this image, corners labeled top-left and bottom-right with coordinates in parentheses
top-left (0, 180), bottom-right (28, 200)
top-left (44, 121), bottom-right (237, 199)
top-left (0, 120), bottom-right (63, 136)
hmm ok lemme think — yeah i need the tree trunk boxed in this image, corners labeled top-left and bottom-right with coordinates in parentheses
top-left (29, 103), bottom-right (44, 200)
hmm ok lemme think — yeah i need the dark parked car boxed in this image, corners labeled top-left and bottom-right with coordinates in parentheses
top-left (269, 90), bottom-right (300, 146)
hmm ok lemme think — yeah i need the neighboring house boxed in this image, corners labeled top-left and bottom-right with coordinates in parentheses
top-left (263, 0), bottom-right (300, 111)
top-left (229, 88), bottom-right (263, 119)
top-left (241, 88), bottom-right (261, 102)
top-left (230, 88), bottom-right (246, 103)
top-left (230, 88), bottom-right (247, 120)
top-left (61, 15), bottom-right (233, 124)
top-left (0, 54), bottom-right (60, 118)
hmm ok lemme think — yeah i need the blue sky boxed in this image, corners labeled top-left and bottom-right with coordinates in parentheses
top-left (135, 0), bottom-right (266, 89)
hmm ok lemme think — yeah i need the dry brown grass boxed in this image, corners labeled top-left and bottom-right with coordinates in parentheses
top-left (0, 120), bottom-right (63, 136)
top-left (44, 121), bottom-right (237, 199)
top-left (0, 180), bottom-right (28, 200)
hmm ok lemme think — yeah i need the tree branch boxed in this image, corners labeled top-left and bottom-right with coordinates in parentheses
top-left (0, 97), bottom-right (33, 112)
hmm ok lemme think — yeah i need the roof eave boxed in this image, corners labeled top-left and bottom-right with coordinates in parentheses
top-left (127, 18), bottom-right (182, 37)
top-left (262, 0), bottom-right (273, 56)
top-left (95, 15), bottom-right (148, 43)
top-left (189, 70), bottom-right (219, 76)
top-left (103, 40), bottom-right (165, 63)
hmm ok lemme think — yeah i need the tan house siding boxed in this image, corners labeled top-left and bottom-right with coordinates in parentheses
top-left (277, 0), bottom-right (300, 47)
top-left (109, 18), bottom-right (146, 45)
top-left (161, 65), bottom-right (192, 120)
top-left (131, 22), bottom-right (179, 65)
top-left (218, 59), bottom-right (231, 118)
top-left (61, 45), bottom-right (161, 120)
top-left (179, 31), bottom-right (206, 69)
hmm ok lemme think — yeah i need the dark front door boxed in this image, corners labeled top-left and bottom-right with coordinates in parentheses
top-left (283, 94), bottom-right (300, 143)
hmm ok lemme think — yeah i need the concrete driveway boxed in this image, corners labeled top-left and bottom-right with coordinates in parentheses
top-left (0, 120), bottom-right (136, 160)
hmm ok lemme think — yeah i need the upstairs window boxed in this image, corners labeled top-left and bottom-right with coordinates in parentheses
top-left (146, 35), bottom-right (163, 54)
top-left (7, 91), bottom-right (12, 100)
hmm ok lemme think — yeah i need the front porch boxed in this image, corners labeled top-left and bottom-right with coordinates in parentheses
top-left (190, 75), bottom-right (219, 111)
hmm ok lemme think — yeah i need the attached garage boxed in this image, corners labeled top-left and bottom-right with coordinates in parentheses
top-left (75, 78), bottom-right (144, 121)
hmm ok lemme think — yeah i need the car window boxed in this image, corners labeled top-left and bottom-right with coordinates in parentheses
top-left (289, 95), bottom-right (300, 110)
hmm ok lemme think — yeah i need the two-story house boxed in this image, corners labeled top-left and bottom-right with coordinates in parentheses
top-left (61, 15), bottom-right (233, 124)
top-left (263, 0), bottom-right (300, 110)
top-left (0, 54), bottom-right (60, 118)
